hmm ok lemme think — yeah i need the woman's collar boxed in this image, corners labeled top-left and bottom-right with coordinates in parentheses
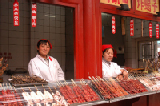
top-left (102, 57), bottom-right (111, 65)
top-left (36, 54), bottom-right (49, 60)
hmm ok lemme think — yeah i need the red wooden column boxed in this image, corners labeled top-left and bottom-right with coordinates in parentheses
top-left (83, 0), bottom-right (100, 78)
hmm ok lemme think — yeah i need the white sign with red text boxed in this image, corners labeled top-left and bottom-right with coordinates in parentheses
top-left (130, 19), bottom-right (134, 36)
top-left (32, 3), bottom-right (36, 27)
top-left (13, 1), bottom-right (19, 26)
top-left (149, 22), bottom-right (152, 38)
top-left (156, 23), bottom-right (159, 39)
top-left (112, 16), bottom-right (116, 34)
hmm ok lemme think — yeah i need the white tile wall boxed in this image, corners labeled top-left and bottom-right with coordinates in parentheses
top-left (0, 1), bottom-right (66, 73)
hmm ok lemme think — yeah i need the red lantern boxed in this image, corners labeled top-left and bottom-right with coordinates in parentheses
top-left (32, 3), bottom-right (36, 27)
top-left (130, 19), bottom-right (134, 36)
top-left (156, 23), bottom-right (159, 39)
top-left (112, 16), bottom-right (116, 34)
top-left (13, 0), bottom-right (19, 26)
top-left (149, 22), bottom-right (152, 38)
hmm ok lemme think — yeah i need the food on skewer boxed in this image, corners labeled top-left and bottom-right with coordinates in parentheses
top-left (80, 79), bottom-right (100, 102)
top-left (11, 75), bottom-right (47, 84)
top-left (22, 88), bottom-right (33, 106)
top-left (109, 79), bottom-right (128, 96)
top-left (13, 87), bottom-right (24, 106)
top-left (119, 79), bottom-right (148, 94)
top-left (140, 78), bottom-right (160, 91)
top-left (89, 76), bottom-right (129, 99)
top-left (59, 82), bottom-right (77, 104)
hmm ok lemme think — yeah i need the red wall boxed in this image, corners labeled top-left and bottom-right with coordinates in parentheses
top-left (32, 0), bottom-right (160, 79)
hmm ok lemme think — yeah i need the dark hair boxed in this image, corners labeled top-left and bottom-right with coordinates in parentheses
top-left (102, 48), bottom-right (114, 55)
top-left (37, 40), bottom-right (50, 53)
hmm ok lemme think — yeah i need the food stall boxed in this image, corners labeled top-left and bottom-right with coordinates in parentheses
top-left (1, 57), bottom-right (160, 106)
top-left (1, 0), bottom-right (160, 106)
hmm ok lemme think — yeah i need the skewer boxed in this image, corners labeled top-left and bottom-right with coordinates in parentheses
top-left (53, 86), bottom-right (56, 90)
top-left (28, 87), bottom-right (32, 92)
top-left (71, 79), bottom-right (77, 86)
top-left (59, 82), bottom-right (65, 87)
top-left (48, 86), bottom-right (53, 92)
top-left (57, 81), bottom-right (62, 87)
top-left (64, 80), bottom-right (68, 85)
top-left (34, 85), bottom-right (39, 91)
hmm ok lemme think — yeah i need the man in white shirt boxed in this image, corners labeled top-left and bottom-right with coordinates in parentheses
top-left (102, 44), bottom-right (128, 80)
top-left (28, 39), bottom-right (64, 82)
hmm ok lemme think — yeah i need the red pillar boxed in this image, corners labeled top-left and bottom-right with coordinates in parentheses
top-left (83, 0), bottom-right (101, 78)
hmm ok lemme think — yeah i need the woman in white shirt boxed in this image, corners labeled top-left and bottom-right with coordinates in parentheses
top-left (102, 44), bottom-right (128, 80)
top-left (28, 39), bottom-right (64, 82)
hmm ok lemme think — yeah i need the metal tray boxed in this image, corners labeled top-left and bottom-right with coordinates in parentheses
top-left (8, 79), bottom-right (48, 87)
top-left (56, 80), bottom-right (105, 105)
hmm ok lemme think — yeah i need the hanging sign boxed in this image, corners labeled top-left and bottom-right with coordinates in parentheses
top-left (100, 0), bottom-right (131, 8)
top-left (136, 0), bottom-right (159, 14)
top-left (156, 23), bottom-right (159, 39)
top-left (32, 3), bottom-right (36, 27)
top-left (130, 19), bottom-right (134, 36)
top-left (13, 0), bottom-right (19, 26)
top-left (149, 22), bottom-right (152, 38)
top-left (112, 16), bottom-right (116, 34)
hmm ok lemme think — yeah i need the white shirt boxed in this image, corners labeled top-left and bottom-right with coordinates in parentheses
top-left (102, 58), bottom-right (122, 79)
top-left (28, 55), bottom-right (64, 82)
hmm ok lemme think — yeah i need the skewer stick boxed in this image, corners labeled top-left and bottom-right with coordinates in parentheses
top-left (71, 79), bottom-right (77, 86)
top-left (64, 80), bottom-right (68, 85)
top-left (28, 87), bottom-right (32, 92)
top-left (9, 83), bottom-right (12, 90)
top-left (80, 80), bottom-right (83, 85)
top-left (48, 86), bottom-right (52, 92)
top-left (56, 81), bottom-right (61, 88)
top-left (59, 82), bottom-right (64, 87)
top-left (52, 86), bottom-right (56, 90)
top-left (42, 84), bottom-right (46, 91)
top-left (34, 85), bottom-right (39, 91)
top-left (21, 87), bottom-right (25, 92)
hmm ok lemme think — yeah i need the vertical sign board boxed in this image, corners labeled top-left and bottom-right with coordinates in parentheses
top-left (136, 0), bottom-right (159, 14)
top-left (112, 16), bottom-right (116, 34)
top-left (130, 19), bottom-right (134, 36)
top-left (13, 0), bottom-right (19, 26)
top-left (32, 3), bottom-right (36, 27)
top-left (156, 24), bottom-right (159, 39)
top-left (149, 22), bottom-right (152, 38)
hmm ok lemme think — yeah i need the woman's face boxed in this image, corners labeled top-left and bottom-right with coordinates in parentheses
top-left (103, 48), bottom-right (113, 62)
top-left (37, 43), bottom-right (50, 56)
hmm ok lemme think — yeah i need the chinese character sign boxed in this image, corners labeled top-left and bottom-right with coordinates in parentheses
top-left (136, 0), bottom-right (159, 14)
top-left (32, 3), bottom-right (36, 27)
top-left (13, 0), bottom-right (19, 26)
top-left (156, 23), bottom-right (159, 39)
top-left (149, 22), bottom-right (152, 38)
top-left (100, 0), bottom-right (131, 8)
top-left (130, 19), bottom-right (134, 36)
top-left (112, 16), bottom-right (116, 34)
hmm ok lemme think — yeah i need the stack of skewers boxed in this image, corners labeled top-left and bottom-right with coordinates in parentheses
top-left (0, 83), bottom-right (24, 106)
top-left (119, 79), bottom-right (148, 94)
top-left (58, 79), bottom-right (100, 104)
top-left (21, 85), bottom-right (69, 106)
top-left (89, 76), bottom-right (128, 99)
top-left (138, 76), bottom-right (160, 91)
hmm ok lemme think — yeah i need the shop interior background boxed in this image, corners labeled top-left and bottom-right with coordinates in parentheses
top-left (0, 0), bottom-right (74, 82)
top-left (101, 12), bottom-right (160, 69)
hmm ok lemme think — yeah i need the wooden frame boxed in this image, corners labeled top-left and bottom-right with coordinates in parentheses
top-left (32, 0), bottom-right (84, 79)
